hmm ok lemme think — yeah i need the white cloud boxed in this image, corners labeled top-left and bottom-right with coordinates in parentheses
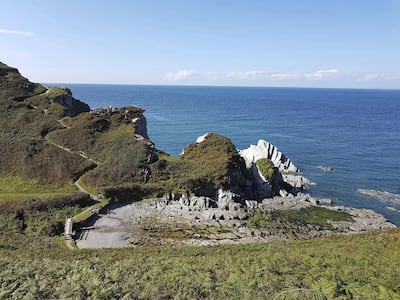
top-left (226, 70), bottom-right (271, 79)
top-left (356, 73), bottom-right (379, 82)
top-left (305, 69), bottom-right (339, 80)
top-left (164, 68), bottom-right (342, 85)
top-left (0, 28), bottom-right (35, 36)
top-left (226, 70), bottom-right (300, 81)
top-left (269, 73), bottom-right (301, 80)
top-left (165, 69), bottom-right (194, 81)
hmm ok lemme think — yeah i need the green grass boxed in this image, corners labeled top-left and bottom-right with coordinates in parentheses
top-left (152, 133), bottom-right (249, 197)
top-left (256, 158), bottom-right (275, 179)
top-left (0, 229), bottom-right (399, 299)
top-left (247, 206), bottom-right (354, 232)
top-left (72, 197), bottom-right (110, 223)
top-left (0, 176), bottom-right (76, 201)
top-left (273, 206), bottom-right (354, 230)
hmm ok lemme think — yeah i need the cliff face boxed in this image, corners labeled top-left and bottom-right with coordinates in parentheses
top-left (52, 88), bottom-right (90, 117)
top-left (0, 61), bottom-right (311, 205)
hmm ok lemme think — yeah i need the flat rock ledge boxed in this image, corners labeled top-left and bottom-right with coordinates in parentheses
top-left (75, 194), bottom-right (396, 249)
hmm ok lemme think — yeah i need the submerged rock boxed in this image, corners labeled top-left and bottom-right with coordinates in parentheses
top-left (358, 189), bottom-right (400, 205)
top-left (317, 165), bottom-right (334, 173)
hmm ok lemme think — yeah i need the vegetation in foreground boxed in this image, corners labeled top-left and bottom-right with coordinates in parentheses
top-left (0, 229), bottom-right (399, 299)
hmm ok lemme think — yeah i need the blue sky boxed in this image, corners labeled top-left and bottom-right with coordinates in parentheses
top-left (1, 0), bottom-right (399, 88)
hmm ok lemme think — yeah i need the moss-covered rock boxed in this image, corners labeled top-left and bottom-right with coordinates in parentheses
top-left (155, 133), bottom-right (251, 198)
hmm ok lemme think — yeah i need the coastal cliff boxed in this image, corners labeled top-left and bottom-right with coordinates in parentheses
top-left (0, 62), bottom-right (395, 247)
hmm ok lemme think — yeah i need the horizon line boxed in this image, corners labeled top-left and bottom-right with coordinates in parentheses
top-left (42, 82), bottom-right (400, 91)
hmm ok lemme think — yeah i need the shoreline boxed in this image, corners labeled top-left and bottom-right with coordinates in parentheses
top-left (75, 194), bottom-right (396, 249)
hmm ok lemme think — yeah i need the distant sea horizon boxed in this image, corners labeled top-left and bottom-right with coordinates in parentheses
top-left (51, 83), bottom-right (400, 225)
top-left (48, 82), bottom-right (400, 92)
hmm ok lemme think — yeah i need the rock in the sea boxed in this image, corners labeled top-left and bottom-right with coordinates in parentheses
top-left (239, 139), bottom-right (312, 198)
top-left (239, 139), bottom-right (298, 173)
top-left (358, 189), bottom-right (400, 205)
top-left (317, 165), bottom-right (334, 173)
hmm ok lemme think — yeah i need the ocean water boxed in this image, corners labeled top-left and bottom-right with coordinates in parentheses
top-left (62, 84), bottom-right (400, 225)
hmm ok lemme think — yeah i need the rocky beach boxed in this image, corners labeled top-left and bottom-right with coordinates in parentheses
top-left (75, 135), bottom-right (396, 248)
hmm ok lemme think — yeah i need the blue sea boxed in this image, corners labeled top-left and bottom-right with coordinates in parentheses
top-left (62, 84), bottom-right (400, 225)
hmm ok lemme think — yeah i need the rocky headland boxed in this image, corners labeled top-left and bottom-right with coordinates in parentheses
top-left (0, 61), bottom-right (396, 248)
top-left (76, 136), bottom-right (395, 248)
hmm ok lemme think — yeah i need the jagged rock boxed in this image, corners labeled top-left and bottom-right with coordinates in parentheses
top-left (245, 200), bottom-right (258, 209)
top-left (217, 189), bottom-right (242, 209)
top-left (239, 139), bottom-right (298, 172)
top-left (282, 173), bottom-right (312, 190)
top-left (239, 139), bottom-right (312, 198)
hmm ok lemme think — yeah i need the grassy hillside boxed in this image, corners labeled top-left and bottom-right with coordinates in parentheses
top-left (0, 62), bottom-right (92, 189)
top-left (0, 62), bottom-right (46, 101)
top-left (0, 229), bottom-right (399, 299)
top-left (0, 176), bottom-right (76, 201)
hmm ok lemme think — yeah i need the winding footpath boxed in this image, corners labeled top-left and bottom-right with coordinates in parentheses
top-left (28, 90), bottom-right (103, 248)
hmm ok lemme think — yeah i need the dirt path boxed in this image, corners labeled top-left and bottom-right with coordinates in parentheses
top-left (75, 178), bottom-right (99, 201)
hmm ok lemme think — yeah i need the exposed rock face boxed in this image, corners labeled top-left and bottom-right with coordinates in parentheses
top-left (239, 140), bottom-right (312, 199)
top-left (239, 139), bottom-right (298, 172)
top-left (52, 88), bottom-right (90, 117)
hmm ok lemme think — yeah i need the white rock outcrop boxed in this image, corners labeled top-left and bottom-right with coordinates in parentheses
top-left (239, 139), bottom-right (312, 198)
top-left (196, 132), bottom-right (211, 144)
top-left (239, 139), bottom-right (298, 172)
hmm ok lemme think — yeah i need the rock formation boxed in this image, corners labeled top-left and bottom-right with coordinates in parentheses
top-left (52, 88), bottom-right (90, 117)
top-left (317, 165), bottom-right (333, 173)
top-left (239, 139), bottom-right (312, 200)
top-left (239, 139), bottom-right (298, 172)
